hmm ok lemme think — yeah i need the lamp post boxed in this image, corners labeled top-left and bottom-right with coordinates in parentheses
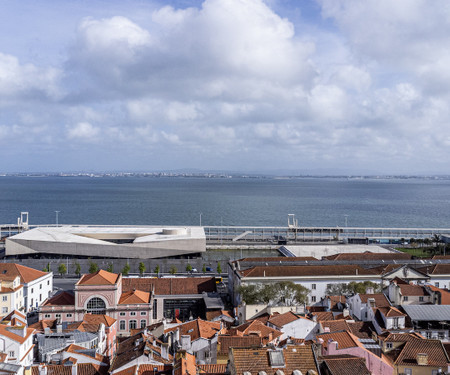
top-left (199, 212), bottom-right (202, 227)
top-left (55, 211), bottom-right (60, 227)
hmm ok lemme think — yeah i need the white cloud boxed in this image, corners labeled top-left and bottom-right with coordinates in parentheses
top-left (67, 122), bottom-right (100, 141)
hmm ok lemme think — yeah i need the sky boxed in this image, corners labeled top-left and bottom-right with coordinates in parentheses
top-left (1, 0), bottom-right (450, 175)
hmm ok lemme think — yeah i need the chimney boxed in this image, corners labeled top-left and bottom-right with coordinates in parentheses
top-left (44, 327), bottom-right (51, 335)
top-left (161, 343), bottom-right (169, 361)
top-left (342, 308), bottom-right (349, 317)
top-left (57, 324), bottom-right (62, 333)
top-left (417, 353), bottom-right (428, 366)
top-left (71, 363), bottom-right (77, 375)
top-left (366, 287), bottom-right (374, 294)
top-left (312, 315), bottom-right (317, 323)
top-left (180, 335), bottom-right (191, 350)
top-left (38, 365), bottom-right (47, 375)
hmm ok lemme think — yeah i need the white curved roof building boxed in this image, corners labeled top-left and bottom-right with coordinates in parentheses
top-left (5, 225), bottom-right (205, 259)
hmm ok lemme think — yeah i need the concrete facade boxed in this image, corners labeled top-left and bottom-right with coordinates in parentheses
top-left (6, 225), bottom-right (206, 259)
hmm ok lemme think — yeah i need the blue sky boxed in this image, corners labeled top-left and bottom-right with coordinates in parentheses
top-left (1, 0), bottom-right (450, 174)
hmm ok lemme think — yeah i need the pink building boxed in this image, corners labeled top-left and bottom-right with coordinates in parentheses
top-left (39, 270), bottom-right (152, 337)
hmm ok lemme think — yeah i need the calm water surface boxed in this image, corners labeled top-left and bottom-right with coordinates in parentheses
top-left (0, 177), bottom-right (449, 228)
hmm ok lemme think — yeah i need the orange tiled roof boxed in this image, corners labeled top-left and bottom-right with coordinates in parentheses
top-left (227, 320), bottom-right (282, 345)
top-left (358, 293), bottom-right (391, 307)
top-left (240, 265), bottom-right (377, 278)
top-left (43, 291), bottom-right (75, 306)
top-left (312, 311), bottom-right (335, 322)
top-left (398, 284), bottom-right (429, 296)
top-left (122, 277), bottom-right (216, 295)
top-left (237, 257), bottom-right (318, 262)
top-left (31, 363), bottom-right (108, 375)
top-left (0, 263), bottom-right (49, 283)
top-left (166, 319), bottom-right (221, 341)
top-left (218, 335), bottom-right (262, 355)
top-left (29, 319), bottom-right (58, 332)
top-left (394, 339), bottom-right (450, 367)
top-left (83, 314), bottom-right (116, 327)
top-left (377, 306), bottom-right (406, 317)
top-left (316, 331), bottom-right (358, 349)
top-left (64, 344), bottom-right (109, 364)
top-left (197, 364), bottom-right (227, 375)
top-left (118, 290), bottom-right (150, 304)
top-left (78, 270), bottom-right (119, 285)
top-left (426, 285), bottom-right (450, 304)
top-left (327, 295), bottom-right (347, 310)
top-left (0, 324), bottom-right (34, 344)
top-left (230, 345), bottom-right (318, 375)
top-left (322, 355), bottom-right (371, 375)
top-left (268, 311), bottom-right (304, 327)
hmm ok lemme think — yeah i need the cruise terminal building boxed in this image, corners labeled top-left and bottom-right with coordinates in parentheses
top-left (5, 225), bottom-right (206, 259)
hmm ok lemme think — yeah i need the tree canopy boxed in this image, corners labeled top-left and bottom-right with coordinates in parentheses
top-left (239, 281), bottom-right (309, 305)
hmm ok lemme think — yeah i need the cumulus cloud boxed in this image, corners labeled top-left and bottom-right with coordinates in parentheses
top-left (2, 0), bottom-right (450, 173)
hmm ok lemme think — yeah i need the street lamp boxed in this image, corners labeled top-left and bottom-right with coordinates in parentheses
top-left (199, 213), bottom-right (202, 227)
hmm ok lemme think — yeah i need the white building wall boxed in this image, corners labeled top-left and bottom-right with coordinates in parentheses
top-left (25, 273), bottom-right (53, 311)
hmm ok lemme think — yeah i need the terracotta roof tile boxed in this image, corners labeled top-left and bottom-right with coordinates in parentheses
top-left (227, 320), bottom-right (282, 345)
top-left (0, 324), bottom-right (34, 344)
top-left (118, 290), bottom-right (150, 304)
top-left (29, 319), bottom-right (58, 332)
top-left (311, 311), bottom-right (335, 322)
top-left (43, 291), bottom-right (75, 306)
top-left (122, 277), bottom-right (216, 295)
top-left (31, 363), bottom-right (108, 375)
top-left (83, 314), bottom-right (116, 327)
top-left (358, 293), bottom-right (391, 307)
top-left (377, 306), bottom-right (406, 317)
top-left (0, 263), bottom-right (49, 283)
top-left (78, 270), bottom-right (119, 285)
top-left (218, 335), bottom-right (262, 355)
top-left (230, 345), bottom-right (319, 375)
top-left (240, 265), bottom-right (377, 278)
top-left (197, 364), bottom-right (227, 375)
top-left (398, 284), bottom-right (429, 296)
top-left (316, 331), bottom-right (358, 349)
top-left (327, 295), bottom-right (347, 310)
top-left (394, 339), bottom-right (449, 367)
top-left (237, 257), bottom-right (318, 262)
top-left (322, 355), bottom-right (371, 375)
top-left (165, 319), bottom-right (221, 341)
top-left (426, 285), bottom-right (450, 304)
top-left (267, 311), bottom-right (303, 328)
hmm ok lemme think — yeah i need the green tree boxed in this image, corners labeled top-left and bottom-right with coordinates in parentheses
top-left (202, 264), bottom-right (207, 274)
top-left (347, 281), bottom-right (381, 294)
top-left (216, 262), bottom-right (222, 274)
top-left (58, 263), bottom-right (67, 277)
top-left (139, 262), bottom-right (146, 276)
top-left (169, 266), bottom-right (177, 275)
top-left (238, 284), bottom-right (260, 304)
top-left (43, 262), bottom-right (51, 272)
top-left (106, 263), bottom-right (114, 273)
top-left (122, 263), bottom-right (130, 276)
top-left (74, 262), bottom-right (81, 277)
top-left (89, 262), bottom-right (99, 274)
top-left (154, 265), bottom-right (160, 275)
top-left (326, 283), bottom-right (350, 296)
top-left (186, 264), bottom-right (193, 273)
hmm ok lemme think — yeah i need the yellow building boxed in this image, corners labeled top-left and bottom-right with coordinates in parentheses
top-left (0, 275), bottom-right (24, 317)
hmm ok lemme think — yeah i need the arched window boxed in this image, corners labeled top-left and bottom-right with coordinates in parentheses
top-left (86, 297), bottom-right (106, 315)
top-left (129, 320), bottom-right (137, 330)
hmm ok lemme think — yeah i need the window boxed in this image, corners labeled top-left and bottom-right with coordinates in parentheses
top-left (86, 297), bottom-right (106, 315)
top-left (40, 284), bottom-right (42, 289)
top-left (386, 342), bottom-right (393, 349)
top-left (40, 294), bottom-right (42, 301)
top-left (403, 296), bottom-right (408, 301)
top-left (55, 314), bottom-right (61, 318)
top-left (140, 311), bottom-right (147, 316)
top-left (44, 314), bottom-right (51, 318)
top-left (426, 332), bottom-right (432, 339)
top-left (9, 351), bottom-right (14, 358)
top-left (311, 296), bottom-right (316, 303)
top-left (129, 320), bottom-right (137, 330)
top-left (435, 282), bottom-right (440, 287)
top-left (47, 281), bottom-right (50, 285)
top-left (130, 312), bottom-right (136, 316)
top-left (119, 312), bottom-right (126, 316)
top-left (404, 369), bottom-right (412, 375)
top-left (119, 320), bottom-right (126, 330)
top-left (66, 313), bottom-right (72, 318)
top-left (140, 319), bottom-right (146, 328)
top-left (419, 296), bottom-right (424, 302)
top-left (2, 296), bottom-right (6, 302)
top-left (153, 300), bottom-right (157, 320)
top-left (311, 284), bottom-right (316, 290)
top-left (31, 288), bottom-right (34, 293)
top-left (438, 332), bottom-right (445, 340)
top-left (2, 307), bottom-right (7, 313)
top-left (31, 299), bottom-right (33, 306)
